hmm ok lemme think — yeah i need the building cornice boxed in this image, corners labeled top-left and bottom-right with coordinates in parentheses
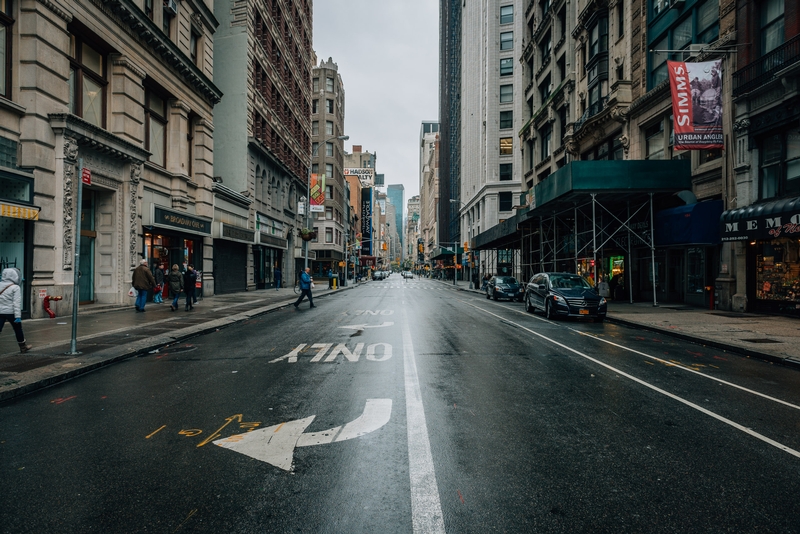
top-left (97, 0), bottom-right (222, 104)
top-left (49, 113), bottom-right (150, 163)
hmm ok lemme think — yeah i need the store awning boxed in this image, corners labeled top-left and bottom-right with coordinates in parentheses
top-left (0, 202), bottom-right (39, 220)
top-left (473, 212), bottom-right (525, 250)
top-left (720, 197), bottom-right (800, 242)
top-left (655, 199), bottom-right (723, 246)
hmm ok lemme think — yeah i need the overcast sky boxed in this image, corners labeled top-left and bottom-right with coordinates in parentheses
top-left (312, 1), bottom-right (440, 207)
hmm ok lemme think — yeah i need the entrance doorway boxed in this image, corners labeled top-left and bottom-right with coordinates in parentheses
top-left (79, 191), bottom-right (96, 303)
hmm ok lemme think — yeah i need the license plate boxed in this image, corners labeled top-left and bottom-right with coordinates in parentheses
top-left (579, 309), bottom-right (589, 315)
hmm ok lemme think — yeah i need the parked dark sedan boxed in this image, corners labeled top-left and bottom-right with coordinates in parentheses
top-left (524, 272), bottom-right (607, 322)
top-left (486, 276), bottom-right (525, 301)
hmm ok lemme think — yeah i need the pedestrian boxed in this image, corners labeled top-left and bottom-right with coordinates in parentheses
top-left (481, 274), bottom-right (490, 291)
top-left (183, 265), bottom-right (197, 312)
top-left (152, 263), bottom-right (164, 304)
top-left (167, 264), bottom-right (183, 311)
top-left (274, 265), bottom-right (282, 291)
top-left (132, 258), bottom-right (156, 312)
top-left (293, 267), bottom-right (315, 309)
top-left (0, 268), bottom-right (32, 353)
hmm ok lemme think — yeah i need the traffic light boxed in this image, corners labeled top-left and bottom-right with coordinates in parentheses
top-left (418, 243), bottom-right (424, 253)
top-left (382, 242), bottom-right (387, 251)
top-left (463, 241), bottom-right (469, 253)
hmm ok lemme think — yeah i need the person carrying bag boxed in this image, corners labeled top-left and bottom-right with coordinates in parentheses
top-left (167, 264), bottom-right (184, 311)
top-left (0, 268), bottom-right (32, 353)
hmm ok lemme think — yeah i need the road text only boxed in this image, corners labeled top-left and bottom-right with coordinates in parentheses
top-left (269, 343), bottom-right (393, 363)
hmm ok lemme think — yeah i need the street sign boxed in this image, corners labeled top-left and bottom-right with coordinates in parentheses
top-left (81, 168), bottom-right (91, 185)
top-left (214, 399), bottom-right (392, 471)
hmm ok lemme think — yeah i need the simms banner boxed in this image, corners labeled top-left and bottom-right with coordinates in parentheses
top-left (310, 173), bottom-right (325, 212)
top-left (668, 60), bottom-right (723, 150)
top-left (361, 187), bottom-right (373, 256)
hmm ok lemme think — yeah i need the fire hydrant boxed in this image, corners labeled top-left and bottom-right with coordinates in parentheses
top-left (43, 295), bottom-right (63, 318)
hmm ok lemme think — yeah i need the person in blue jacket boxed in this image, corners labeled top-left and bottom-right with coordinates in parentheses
top-left (293, 267), bottom-right (315, 309)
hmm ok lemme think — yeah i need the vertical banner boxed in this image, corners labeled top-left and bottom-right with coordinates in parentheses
top-left (668, 59), bottom-right (723, 150)
top-left (310, 173), bottom-right (326, 212)
top-left (361, 187), bottom-right (373, 256)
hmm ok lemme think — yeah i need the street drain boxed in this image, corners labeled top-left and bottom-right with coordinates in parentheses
top-left (741, 338), bottom-right (782, 344)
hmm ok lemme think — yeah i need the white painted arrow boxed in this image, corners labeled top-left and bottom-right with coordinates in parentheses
top-left (213, 399), bottom-right (392, 471)
top-left (338, 321), bottom-right (395, 330)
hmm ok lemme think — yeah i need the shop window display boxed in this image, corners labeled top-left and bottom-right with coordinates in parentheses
top-left (756, 239), bottom-right (800, 301)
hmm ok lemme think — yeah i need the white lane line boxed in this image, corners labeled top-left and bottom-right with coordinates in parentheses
top-left (568, 326), bottom-right (800, 412)
top-left (402, 312), bottom-right (446, 533)
top-left (463, 301), bottom-right (800, 460)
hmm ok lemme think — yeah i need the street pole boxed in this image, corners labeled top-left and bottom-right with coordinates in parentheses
top-left (68, 158), bottom-right (84, 355)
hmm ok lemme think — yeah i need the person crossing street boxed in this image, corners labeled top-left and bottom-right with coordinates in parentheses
top-left (293, 267), bottom-right (315, 309)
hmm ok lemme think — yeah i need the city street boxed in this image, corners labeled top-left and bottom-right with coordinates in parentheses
top-left (3, 278), bottom-right (800, 533)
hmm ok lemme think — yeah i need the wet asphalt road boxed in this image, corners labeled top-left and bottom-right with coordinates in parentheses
top-left (2, 278), bottom-right (800, 533)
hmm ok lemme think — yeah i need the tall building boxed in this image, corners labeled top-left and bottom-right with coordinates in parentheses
top-left (459, 0), bottom-right (526, 250)
top-left (214, 0), bottom-right (313, 292)
top-left (439, 0), bottom-right (462, 247)
top-left (419, 130), bottom-right (440, 266)
top-left (406, 195), bottom-right (421, 268)
top-left (344, 146), bottom-right (377, 268)
top-left (1, 0), bottom-right (220, 317)
top-left (309, 57), bottom-right (347, 277)
top-left (387, 184), bottom-right (405, 261)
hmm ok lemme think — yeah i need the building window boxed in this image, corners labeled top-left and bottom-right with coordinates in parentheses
top-left (558, 106), bottom-right (568, 141)
top-left (312, 99), bottom-right (318, 113)
top-left (325, 206), bottom-right (333, 220)
top-left (500, 5), bottom-right (513, 24)
top-left (539, 31), bottom-right (552, 59)
top-left (617, 1), bottom-right (624, 38)
top-left (697, 0), bottom-right (719, 43)
top-left (69, 34), bottom-right (106, 128)
top-left (499, 192), bottom-right (513, 212)
top-left (760, 0), bottom-right (784, 55)
top-left (645, 122), bottom-right (664, 160)
top-left (499, 163), bottom-right (512, 181)
top-left (325, 121), bottom-right (333, 136)
top-left (540, 125), bottom-right (552, 160)
top-left (144, 0), bottom-right (154, 20)
top-left (312, 121), bottom-right (319, 136)
top-left (325, 227), bottom-right (333, 243)
top-left (313, 77), bottom-right (319, 92)
top-left (500, 31), bottom-right (513, 50)
top-left (325, 142), bottom-right (333, 157)
top-left (312, 163), bottom-right (319, 174)
top-left (326, 185), bottom-right (333, 199)
top-left (190, 30), bottom-right (200, 66)
top-left (539, 75), bottom-right (551, 102)
top-left (500, 84), bottom-right (513, 102)
top-left (500, 58), bottom-right (513, 76)
top-left (649, 35), bottom-right (668, 87)
top-left (589, 17), bottom-right (608, 60)
top-left (326, 99), bottom-right (334, 113)
top-left (0, 0), bottom-right (12, 99)
top-left (326, 77), bottom-right (334, 92)
top-left (162, 6), bottom-right (174, 37)
top-left (500, 110), bottom-right (513, 129)
top-left (759, 129), bottom-right (800, 200)
top-left (145, 88), bottom-right (167, 167)
top-left (326, 163), bottom-right (333, 177)
top-left (500, 137), bottom-right (513, 155)
top-left (312, 226), bottom-right (319, 242)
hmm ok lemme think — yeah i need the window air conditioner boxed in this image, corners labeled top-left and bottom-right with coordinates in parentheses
top-left (685, 43), bottom-right (705, 60)
top-left (165, 0), bottom-right (178, 16)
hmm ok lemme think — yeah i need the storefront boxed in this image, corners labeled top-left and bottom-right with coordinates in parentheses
top-left (213, 223), bottom-right (254, 294)
top-left (0, 169), bottom-right (38, 317)
top-left (722, 197), bottom-right (800, 314)
top-left (145, 205), bottom-right (211, 299)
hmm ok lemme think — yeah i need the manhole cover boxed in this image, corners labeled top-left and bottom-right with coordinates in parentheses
top-left (741, 338), bottom-right (783, 344)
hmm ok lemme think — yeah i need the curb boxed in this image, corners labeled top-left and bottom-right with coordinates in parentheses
top-left (0, 287), bottom-right (354, 403)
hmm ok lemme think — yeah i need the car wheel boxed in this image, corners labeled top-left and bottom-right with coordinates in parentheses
top-left (492, 291), bottom-right (498, 301)
top-left (545, 299), bottom-right (555, 320)
top-left (525, 295), bottom-right (533, 313)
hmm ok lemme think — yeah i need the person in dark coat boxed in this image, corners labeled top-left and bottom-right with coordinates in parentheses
top-left (274, 266), bottom-right (282, 291)
top-left (183, 265), bottom-right (197, 312)
top-left (152, 263), bottom-right (164, 303)
top-left (167, 264), bottom-right (184, 311)
top-left (132, 259), bottom-right (156, 312)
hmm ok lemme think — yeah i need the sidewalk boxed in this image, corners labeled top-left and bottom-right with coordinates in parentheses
top-left (0, 283), bottom-right (356, 402)
top-left (439, 278), bottom-right (800, 369)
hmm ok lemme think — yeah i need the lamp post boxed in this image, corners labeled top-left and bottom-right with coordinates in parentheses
top-left (305, 135), bottom-right (349, 271)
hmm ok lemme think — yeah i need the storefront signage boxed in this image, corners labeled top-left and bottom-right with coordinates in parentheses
top-left (720, 199), bottom-right (800, 241)
top-left (154, 206), bottom-right (211, 235)
top-left (222, 223), bottom-right (255, 243)
top-left (667, 60), bottom-right (723, 150)
top-left (260, 233), bottom-right (288, 249)
top-left (310, 173), bottom-right (325, 212)
top-left (345, 168), bottom-right (375, 187)
top-left (81, 168), bottom-right (92, 185)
